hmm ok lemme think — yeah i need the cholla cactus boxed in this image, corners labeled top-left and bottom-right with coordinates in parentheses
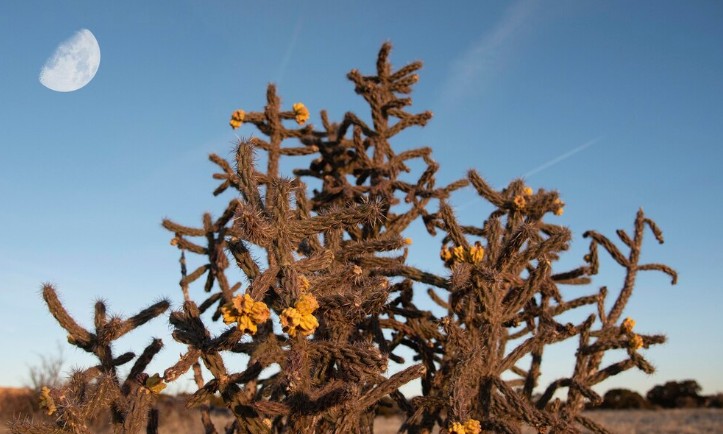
top-left (20, 43), bottom-right (676, 434)
top-left (12, 286), bottom-right (169, 434)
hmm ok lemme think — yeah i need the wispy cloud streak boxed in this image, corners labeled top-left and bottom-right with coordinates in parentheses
top-left (451, 136), bottom-right (601, 213)
top-left (522, 136), bottom-right (602, 179)
top-left (440, 0), bottom-right (537, 109)
top-left (276, 12), bottom-right (304, 86)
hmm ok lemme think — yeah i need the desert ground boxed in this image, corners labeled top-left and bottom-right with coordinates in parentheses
top-left (2, 388), bottom-right (721, 433)
top-left (373, 411), bottom-right (723, 434)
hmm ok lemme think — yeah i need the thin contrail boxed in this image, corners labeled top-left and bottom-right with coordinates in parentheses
top-left (276, 13), bottom-right (304, 86)
top-left (451, 136), bottom-right (601, 212)
top-left (522, 136), bottom-right (602, 179)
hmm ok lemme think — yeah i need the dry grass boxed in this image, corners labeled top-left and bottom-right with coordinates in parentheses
top-left (373, 410), bottom-right (723, 434)
top-left (6, 412), bottom-right (721, 434)
top-left (3, 388), bottom-right (721, 434)
top-left (0, 388), bottom-right (232, 434)
top-left (530, 409), bottom-right (723, 434)
top-left (0, 388), bottom-right (34, 423)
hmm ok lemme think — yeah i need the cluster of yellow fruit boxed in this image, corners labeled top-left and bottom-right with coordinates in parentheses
top-left (221, 293), bottom-right (271, 335)
top-left (142, 373), bottom-right (167, 395)
top-left (620, 317), bottom-right (644, 351)
top-left (511, 186), bottom-right (564, 216)
top-left (448, 418), bottom-right (481, 434)
top-left (511, 186), bottom-right (535, 211)
top-left (229, 109), bottom-right (245, 129)
top-left (280, 293), bottom-right (320, 337)
top-left (440, 241), bottom-right (485, 266)
top-left (221, 276), bottom-right (320, 338)
top-left (39, 387), bottom-right (56, 415)
top-left (228, 102), bottom-right (309, 129)
top-left (292, 102), bottom-right (309, 125)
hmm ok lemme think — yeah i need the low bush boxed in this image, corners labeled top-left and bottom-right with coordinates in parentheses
top-left (647, 380), bottom-right (703, 409)
top-left (599, 389), bottom-right (653, 410)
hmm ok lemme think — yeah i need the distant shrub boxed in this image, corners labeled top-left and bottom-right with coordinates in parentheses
top-left (0, 389), bottom-right (35, 420)
top-left (25, 343), bottom-right (66, 398)
top-left (599, 389), bottom-right (652, 409)
top-left (705, 393), bottom-right (723, 408)
top-left (647, 380), bottom-right (703, 408)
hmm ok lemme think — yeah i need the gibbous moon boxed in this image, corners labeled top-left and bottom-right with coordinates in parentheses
top-left (39, 29), bottom-right (101, 92)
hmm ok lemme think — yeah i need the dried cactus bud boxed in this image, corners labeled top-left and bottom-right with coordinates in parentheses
top-left (469, 242), bottom-right (485, 264)
top-left (280, 307), bottom-right (302, 336)
top-left (513, 195), bottom-right (527, 210)
top-left (297, 313), bottom-right (319, 336)
top-left (292, 102), bottom-right (309, 125)
top-left (236, 315), bottom-right (258, 335)
top-left (440, 246), bottom-right (453, 262)
top-left (296, 293), bottom-right (319, 315)
top-left (464, 419), bottom-right (481, 434)
top-left (39, 387), bottom-right (56, 416)
top-left (629, 334), bottom-right (644, 351)
top-left (281, 295), bottom-right (319, 337)
top-left (230, 109), bottom-right (245, 129)
top-left (299, 274), bottom-right (311, 292)
top-left (448, 421), bottom-right (466, 434)
top-left (452, 245), bottom-right (466, 262)
top-left (220, 294), bottom-right (269, 335)
top-left (248, 300), bottom-right (271, 324)
top-left (621, 317), bottom-right (636, 334)
top-left (143, 373), bottom-right (167, 395)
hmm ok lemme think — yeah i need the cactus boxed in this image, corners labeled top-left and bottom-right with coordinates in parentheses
top-left (18, 43), bottom-right (677, 434)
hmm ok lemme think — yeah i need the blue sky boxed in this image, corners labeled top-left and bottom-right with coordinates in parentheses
top-left (1, 1), bottom-right (722, 398)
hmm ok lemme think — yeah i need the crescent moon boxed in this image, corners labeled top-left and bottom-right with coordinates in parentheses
top-left (39, 29), bottom-right (101, 92)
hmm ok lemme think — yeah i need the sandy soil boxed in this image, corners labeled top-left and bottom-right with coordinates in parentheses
top-left (2, 387), bottom-right (721, 433)
top-left (373, 411), bottom-right (723, 433)
top-left (5, 411), bottom-right (722, 433)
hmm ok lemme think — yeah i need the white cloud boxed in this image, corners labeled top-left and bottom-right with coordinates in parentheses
top-left (439, 0), bottom-right (537, 110)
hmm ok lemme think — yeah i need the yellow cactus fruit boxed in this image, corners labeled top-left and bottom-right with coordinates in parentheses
top-left (292, 102), bottom-right (309, 125)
